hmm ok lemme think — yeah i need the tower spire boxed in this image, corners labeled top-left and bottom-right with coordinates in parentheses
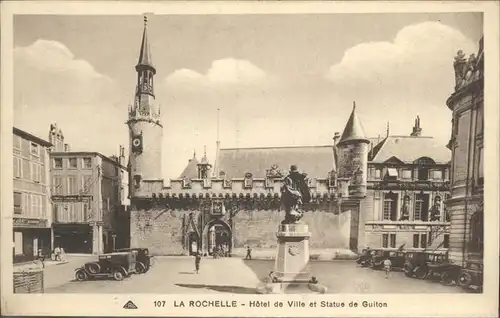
top-left (136, 15), bottom-right (155, 72)
top-left (337, 102), bottom-right (369, 147)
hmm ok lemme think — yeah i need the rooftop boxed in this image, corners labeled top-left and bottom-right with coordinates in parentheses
top-left (13, 127), bottom-right (53, 148)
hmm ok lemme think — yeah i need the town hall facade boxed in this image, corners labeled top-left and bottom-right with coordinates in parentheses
top-left (128, 17), bottom-right (451, 256)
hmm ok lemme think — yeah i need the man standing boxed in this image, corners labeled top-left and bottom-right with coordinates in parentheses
top-left (383, 257), bottom-right (392, 279)
top-left (245, 246), bottom-right (252, 260)
top-left (195, 252), bottom-right (201, 274)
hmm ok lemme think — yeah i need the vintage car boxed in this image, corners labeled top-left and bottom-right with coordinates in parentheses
top-left (356, 248), bottom-right (372, 265)
top-left (357, 248), bottom-right (382, 267)
top-left (425, 253), bottom-right (462, 285)
top-left (115, 248), bottom-right (154, 273)
top-left (403, 251), bottom-right (449, 279)
top-left (369, 250), bottom-right (406, 270)
top-left (75, 251), bottom-right (138, 281)
top-left (458, 259), bottom-right (483, 292)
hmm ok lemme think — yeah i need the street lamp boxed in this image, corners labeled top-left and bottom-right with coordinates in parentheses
top-left (112, 233), bottom-right (117, 252)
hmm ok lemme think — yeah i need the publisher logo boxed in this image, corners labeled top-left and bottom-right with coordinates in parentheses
top-left (123, 300), bottom-right (138, 309)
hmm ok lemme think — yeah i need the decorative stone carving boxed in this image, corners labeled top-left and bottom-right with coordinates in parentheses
top-left (266, 164), bottom-right (284, 178)
top-left (244, 172), bottom-right (253, 188)
top-left (182, 177), bottom-right (191, 189)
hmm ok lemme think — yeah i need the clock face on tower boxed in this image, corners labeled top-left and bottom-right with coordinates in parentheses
top-left (131, 135), bottom-right (143, 154)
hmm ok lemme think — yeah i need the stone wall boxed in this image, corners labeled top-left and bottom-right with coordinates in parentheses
top-left (130, 205), bottom-right (353, 255)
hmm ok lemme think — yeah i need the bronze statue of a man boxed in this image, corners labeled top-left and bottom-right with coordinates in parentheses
top-left (280, 165), bottom-right (311, 224)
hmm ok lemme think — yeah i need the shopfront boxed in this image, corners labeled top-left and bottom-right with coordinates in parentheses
top-left (13, 218), bottom-right (52, 263)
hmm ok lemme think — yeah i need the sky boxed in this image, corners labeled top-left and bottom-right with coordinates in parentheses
top-left (13, 13), bottom-right (483, 179)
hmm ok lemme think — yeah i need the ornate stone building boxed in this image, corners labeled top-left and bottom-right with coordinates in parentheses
top-left (128, 17), bottom-right (451, 255)
top-left (445, 37), bottom-right (484, 265)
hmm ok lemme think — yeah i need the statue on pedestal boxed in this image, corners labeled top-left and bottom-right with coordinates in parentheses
top-left (280, 165), bottom-right (311, 224)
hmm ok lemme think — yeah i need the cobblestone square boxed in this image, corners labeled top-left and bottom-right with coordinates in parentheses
top-left (44, 257), bottom-right (465, 294)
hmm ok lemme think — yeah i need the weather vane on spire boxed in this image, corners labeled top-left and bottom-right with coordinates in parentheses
top-left (144, 15), bottom-right (148, 26)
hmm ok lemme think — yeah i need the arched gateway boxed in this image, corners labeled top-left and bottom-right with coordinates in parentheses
top-left (201, 218), bottom-right (232, 256)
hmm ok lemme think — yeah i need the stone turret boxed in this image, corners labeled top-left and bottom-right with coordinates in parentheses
top-left (197, 146), bottom-right (212, 179)
top-left (336, 101), bottom-right (369, 198)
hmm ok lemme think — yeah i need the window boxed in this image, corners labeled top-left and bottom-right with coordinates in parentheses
top-left (69, 158), bottom-right (78, 169)
top-left (31, 194), bottom-right (41, 217)
top-left (14, 192), bottom-right (22, 214)
top-left (14, 232), bottom-right (23, 255)
top-left (402, 169), bottom-right (412, 179)
top-left (443, 234), bottom-right (450, 248)
top-left (413, 233), bottom-right (427, 248)
top-left (417, 168), bottom-right (429, 181)
top-left (67, 176), bottom-right (77, 194)
top-left (13, 135), bottom-right (21, 150)
top-left (53, 176), bottom-right (63, 195)
top-left (414, 193), bottom-right (429, 221)
top-left (382, 234), bottom-right (389, 248)
top-left (420, 234), bottom-right (427, 249)
top-left (31, 163), bottom-right (42, 183)
top-left (54, 158), bottom-right (63, 169)
top-left (390, 233), bottom-right (396, 248)
top-left (469, 211), bottom-right (483, 253)
top-left (13, 157), bottom-right (22, 178)
top-left (81, 175), bottom-right (92, 193)
top-left (83, 157), bottom-right (92, 169)
top-left (30, 142), bottom-right (40, 157)
top-left (431, 170), bottom-right (443, 180)
top-left (478, 147), bottom-right (484, 186)
top-left (374, 169), bottom-right (381, 179)
top-left (383, 192), bottom-right (398, 221)
top-left (413, 234), bottom-right (419, 248)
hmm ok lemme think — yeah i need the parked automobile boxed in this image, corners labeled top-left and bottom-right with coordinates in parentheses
top-left (115, 248), bottom-right (154, 273)
top-left (458, 259), bottom-right (483, 292)
top-left (75, 251), bottom-right (138, 281)
top-left (356, 248), bottom-right (372, 265)
top-left (425, 253), bottom-right (461, 285)
top-left (403, 251), bottom-right (449, 279)
top-left (357, 248), bottom-right (381, 267)
top-left (370, 250), bottom-right (406, 270)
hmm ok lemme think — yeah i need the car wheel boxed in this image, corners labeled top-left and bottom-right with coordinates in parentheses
top-left (113, 269), bottom-right (125, 281)
top-left (75, 269), bottom-right (88, 281)
top-left (458, 272), bottom-right (472, 288)
top-left (440, 272), bottom-right (455, 286)
top-left (136, 262), bottom-right (146, 274)
top-left (416, 268), bottom-right (428, 279)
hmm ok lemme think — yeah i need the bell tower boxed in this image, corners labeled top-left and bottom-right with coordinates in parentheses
top-left (127, 16), bottom-right (163, 196)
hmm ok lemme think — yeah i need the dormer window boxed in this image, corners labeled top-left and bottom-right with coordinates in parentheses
top-left (418, 168), bottom-right (429, 181)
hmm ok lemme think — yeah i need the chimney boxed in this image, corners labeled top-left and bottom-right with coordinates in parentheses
top-left (410, 115), bottom-right (422, 137)
top-left (119, 145), bottom-right (125, 166)
top-left (64, 143), bottom-right (70, 152)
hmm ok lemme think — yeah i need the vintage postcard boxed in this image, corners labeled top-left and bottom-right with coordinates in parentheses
top-left (1, 1), bottom-right (499, 317)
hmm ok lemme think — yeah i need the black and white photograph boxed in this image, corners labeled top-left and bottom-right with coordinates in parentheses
top-left (1, 1), bottom-right (498, 317)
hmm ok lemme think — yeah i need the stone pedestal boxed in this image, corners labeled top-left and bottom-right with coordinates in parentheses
top-left (273, 223), bottom-right (312, 292)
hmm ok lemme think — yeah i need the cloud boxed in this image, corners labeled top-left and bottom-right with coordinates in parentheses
top-left (165, 58), bottom-right (271, 87)
top-left (326, 21), bottom-right (477, 90)
top-left (14, 39), bottom-right (115, 107)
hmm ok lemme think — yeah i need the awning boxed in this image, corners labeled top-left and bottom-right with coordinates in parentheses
top-left (387, 168), bottom-right (398, 177)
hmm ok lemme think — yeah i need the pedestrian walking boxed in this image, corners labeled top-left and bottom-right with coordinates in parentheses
top-left (195, 252), bottom-right (201, 274)
top-left (383, 258), bottom-right (392, 279)
top-left (245, 246), bottom-right (252, 260)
